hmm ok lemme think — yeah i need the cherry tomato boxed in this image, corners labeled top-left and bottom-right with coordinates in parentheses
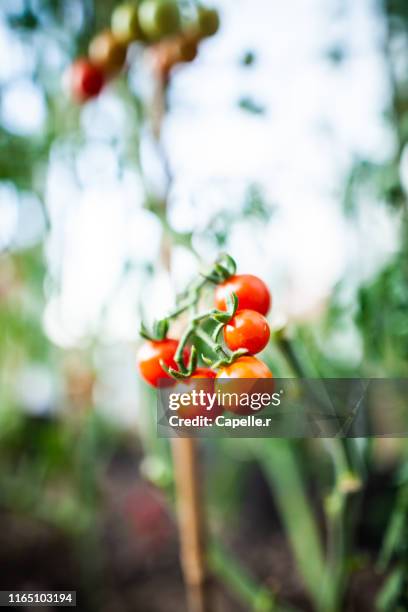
top-left (111, 3), bottom-right (143, 43)
top-left (68, 59), bottom-right (105, 102)
top-left (197, 7), bottom-right (220, 37)
top-left (190, 367), bottom-right (216, 380)
top-left (224, 309), bottom-right (270, 354)
top-left (137, 339), bottom-right (189, 387)
top-left (215, 274), bottom-right (271, 316)
top-left (89, 30), bottom-right (127, 75)
top-left (173, 367), bottom-right (222, 421)
top-left (138, 0), bottom-right (181, 41)
top-left (216, 356), bottom-right (272, 380)
top-left (215, 356), bottom-right (273, 415)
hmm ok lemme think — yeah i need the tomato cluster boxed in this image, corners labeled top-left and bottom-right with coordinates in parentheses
top-left (137, 270), bottom-right (272, 388)
top-left (214, 275), bottom-right (272, 391)
top-left (67, 1), bottom-right (220, 102)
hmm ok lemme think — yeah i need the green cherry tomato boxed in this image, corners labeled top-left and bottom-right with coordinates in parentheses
top-left (224, 309), bottom-right (270, 354)
top-left (88, 30), bottom-right (128, 75)
top-left (138, 0), bottom-right (181, 41)
top-left (111, 3), bottom-right (143, 43)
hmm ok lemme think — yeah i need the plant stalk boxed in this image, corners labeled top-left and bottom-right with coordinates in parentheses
top-left (151, 72), bottom-right (212, 612)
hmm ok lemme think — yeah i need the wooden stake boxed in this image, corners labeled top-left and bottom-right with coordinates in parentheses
top-left (172, 437), bottom-right (212, 612)
top-left (150, 69), bottom-right (212, 612)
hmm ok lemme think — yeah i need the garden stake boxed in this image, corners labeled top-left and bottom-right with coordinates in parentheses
top-left (152, 72), bottom-right (212, 612)
top-left (172, 437), bottom-right (212, 612)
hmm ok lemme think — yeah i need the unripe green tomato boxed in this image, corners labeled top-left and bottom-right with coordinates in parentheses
top-left (138, 0), bottom-right (181, 41)
top-left (89, 30), bottom-right (127, 75)
top-left (197, 6), bottom-right (220, 37)
top-left (111, 3), bottom-right (143, 43)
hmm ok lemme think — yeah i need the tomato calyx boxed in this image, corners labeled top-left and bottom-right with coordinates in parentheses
top-left (199, 252), bottom-right (236, 284)
top-left (160, 345), bottom-right (198, 380)
top-left (202, 347), bottom-right (248, 371)
top-left (140, 318), bottom-right (169, 342)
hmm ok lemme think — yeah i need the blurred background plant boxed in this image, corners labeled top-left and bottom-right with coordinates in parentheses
top-left (2, 0), bottom-right (408, 610)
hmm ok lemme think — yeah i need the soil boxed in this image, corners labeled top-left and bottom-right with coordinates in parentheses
top-left (0, 449), bottom-right (393, 611)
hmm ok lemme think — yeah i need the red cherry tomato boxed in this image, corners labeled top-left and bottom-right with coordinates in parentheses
top-left (137, 339), bottom-right (188, 387)
top-left (190, 367), bottom-right (216, 380)
top-left (68, 58), bottom-right (105, 102)
top-left (215, 356), bottom-right (273, 414)
top-left (173, 367), bottom-right (222, 421)
top-left (216, 356), bottom-right (272, 380)
top-left (224, 309), bottom-right (270, 355)
top-left (215, 274), bottom-right (271, 316)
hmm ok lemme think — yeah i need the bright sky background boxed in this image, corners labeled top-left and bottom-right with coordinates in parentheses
top-left (42, 0), bottom-right (398, 345)
top-left (0, 0), bottom-right (402, 421)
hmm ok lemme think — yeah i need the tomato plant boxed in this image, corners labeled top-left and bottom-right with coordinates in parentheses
top-left (215, 274), bottom-right (271, 316)
top-left (223, 309), bottom-right (270, 354)
top-left (69, 1), bottom-right (220, 103)
top-left (138, 255), bottom-right (272, 386)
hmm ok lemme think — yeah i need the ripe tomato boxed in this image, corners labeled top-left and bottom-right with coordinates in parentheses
top-left (173, 367), bottom-right (222, 421)
top-left (216, 356), bottom-right (272, 380)
top-left (137, 339), bottom-right (189, 387)
top-left (190, 367), bottom-right (216, 380)
top-left (138, 0), bottom-right (181, 41)
top-left (215, 274), bottom-right (271, 316)
top-left (68, 59), bottom-right (105, 102)
top-left (112, 3), bottom-right (143, 43)
top-left (224, 309), bottom-right (270, 354)
top-left (215, 356), bottom-right (273, 415)
top-left (89, 30), bottom-right (127, 75)
top-left (197, 7), bottom-right (220, 37)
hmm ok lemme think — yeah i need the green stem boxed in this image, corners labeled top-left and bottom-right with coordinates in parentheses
top-left (195, 327), bottom-right (228, 359)
top-left (174, 324), bottom-right (195, 373)
top-left (208, 541), bottom-right (278, 611)
top-left (251, 439), bottom-right (328, 611)
top-left (276, 333), bottom-right (359, 611)
top-left (173, 309), bottom-right (230, 374)
top-left (167, 278), bottom-right (208, 320)
top-left (377, 484), bottom-right (408, 572)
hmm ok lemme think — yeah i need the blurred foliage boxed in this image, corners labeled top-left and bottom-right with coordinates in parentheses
top-left (2, 0), bottom-right (408, 610)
